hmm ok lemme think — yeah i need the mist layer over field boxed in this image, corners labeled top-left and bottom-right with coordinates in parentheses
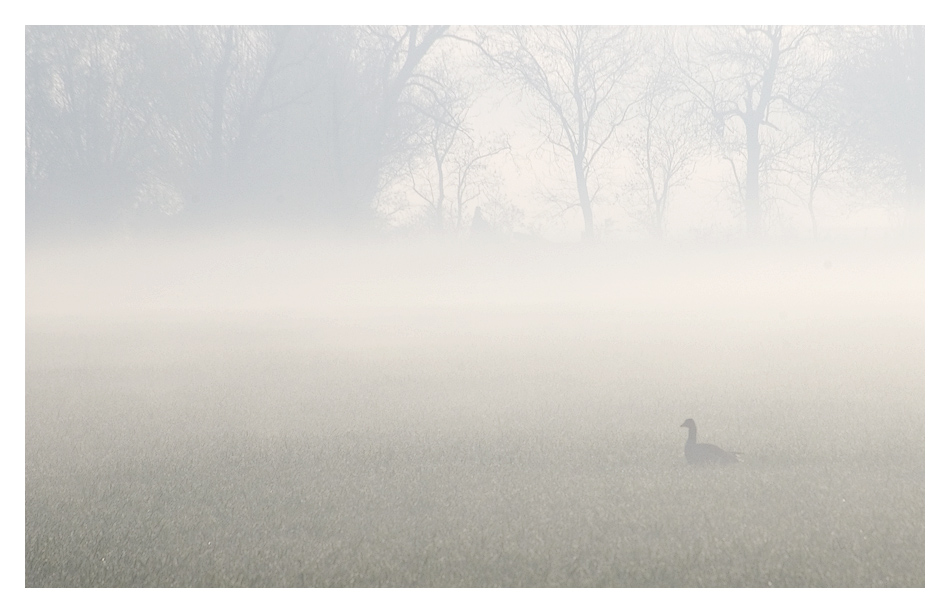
top-left (25, 234), bottom-right (924, 587)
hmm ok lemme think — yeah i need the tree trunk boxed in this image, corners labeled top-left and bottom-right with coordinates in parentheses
top-left (807, 190), bottom-right (819, 240)
top-left (745, 123), bottom-right (762, 238)
top-left (574, 156), bottom-right (595, 241)
top-left (742, 26), bottom-right (779, 239)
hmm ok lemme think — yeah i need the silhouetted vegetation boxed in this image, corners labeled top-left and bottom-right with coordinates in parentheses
top-left (25, 26), bottom-right (924, 240)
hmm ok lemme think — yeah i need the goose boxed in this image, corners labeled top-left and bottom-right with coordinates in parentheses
top-left (680, 419), bottom-right (740, 465)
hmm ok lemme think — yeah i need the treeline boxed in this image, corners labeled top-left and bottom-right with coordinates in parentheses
top-left (25, 26), bottom-right (923, 240)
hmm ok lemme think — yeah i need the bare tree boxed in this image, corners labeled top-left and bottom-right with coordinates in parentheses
top-left (800, 129), bottom-right (847, 239)
top-left (767, 106), bottom-right (848, 240)
top-left (25, 26), bottom-right (236, 229)
top-left (627, 32), bottom-right (706, 237)
top-left (487, 26), bottom-right (638, 241)
top-left (25, 26), bottom-right (294, 229)
top-left (328, 26), bottom-right (451, 226)
top-left (158, 26), bottom-right (296, 218)
top-left (26, 26), bottom-right (152, 227)
top-left (407, 127), bottom-right (511, 234)
top-left (680, 26), bottom-right (826, 238)
top-left (397, 57), bottom-right (511, 234)
top-left (188, 25), bottom-right (453, 227)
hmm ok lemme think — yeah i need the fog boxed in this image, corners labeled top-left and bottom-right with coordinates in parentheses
top-left (26, 234), bottom-right (923, 587)
top-left (25, 25), bottom-right (925, 588)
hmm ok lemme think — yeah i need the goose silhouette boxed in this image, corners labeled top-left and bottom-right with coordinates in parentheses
top-left (680, 419), bottom-right (740, 465)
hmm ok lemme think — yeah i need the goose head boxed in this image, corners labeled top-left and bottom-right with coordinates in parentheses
top-left (680, 419), bottom-right (696, 429)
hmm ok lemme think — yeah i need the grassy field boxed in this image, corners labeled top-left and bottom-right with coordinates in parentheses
top-left (25, 241), bottom-right (924, 587)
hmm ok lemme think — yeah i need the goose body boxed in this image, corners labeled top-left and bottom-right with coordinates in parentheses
top-left (680, 419), bottom-right (740, 465)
